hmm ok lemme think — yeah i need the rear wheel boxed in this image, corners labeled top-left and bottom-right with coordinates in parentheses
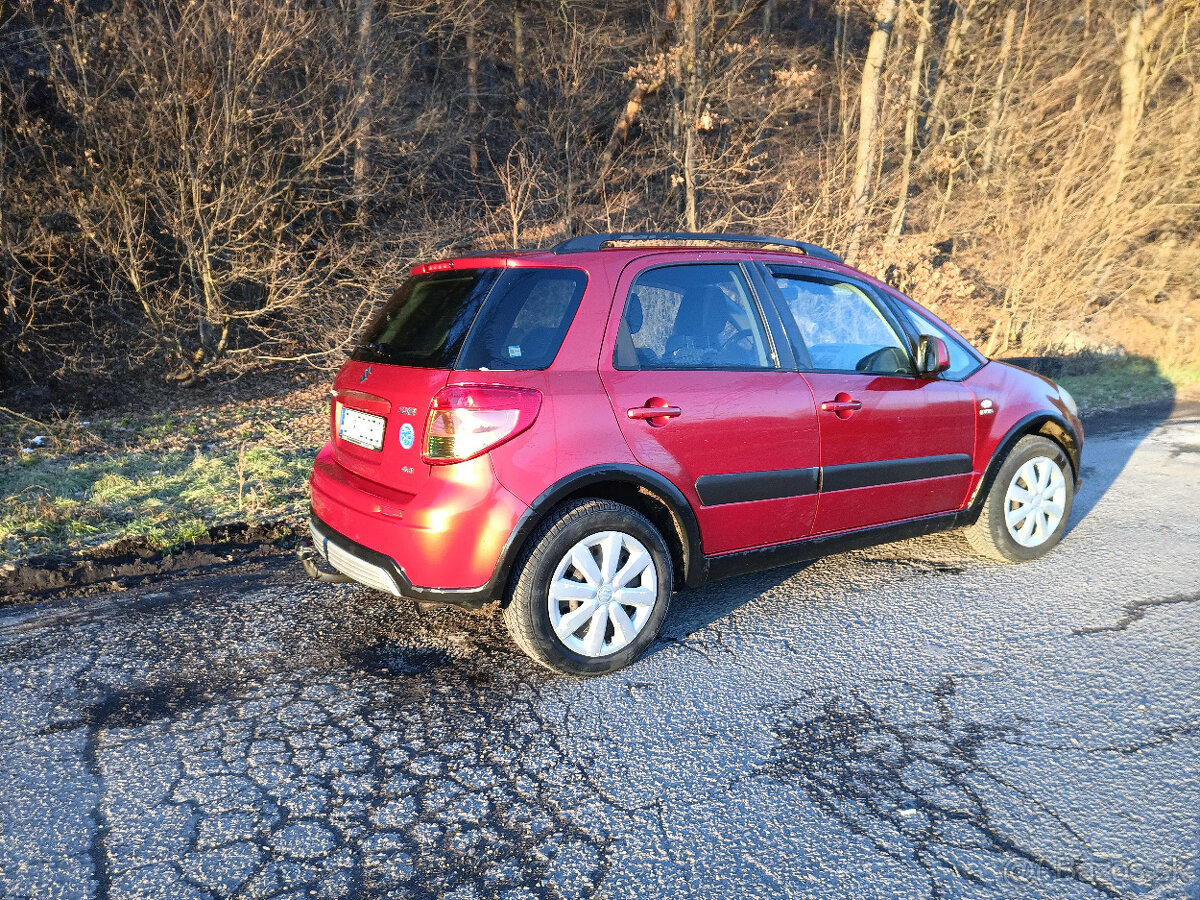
top-left (503, 499), bottom-right (673, 676)
top-left (965, 435), bottom-right (1074, 562)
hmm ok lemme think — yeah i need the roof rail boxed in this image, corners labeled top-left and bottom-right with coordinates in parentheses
top-left (550, 232), bottom-right (844, 264)
top-left (456, 247), bottom-right (537, 258)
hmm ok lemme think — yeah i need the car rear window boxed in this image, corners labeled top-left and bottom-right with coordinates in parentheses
top-left (353, 267), bottom-right (587, 370)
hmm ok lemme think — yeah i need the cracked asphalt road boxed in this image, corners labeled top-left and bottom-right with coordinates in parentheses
top-left (2, 413), bottom-right (1198, 899)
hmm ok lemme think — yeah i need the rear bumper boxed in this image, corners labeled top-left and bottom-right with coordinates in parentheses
top-left (309, 513), bottom-right (499, 610)
top-left (307, 442), bottom-right (528, 607)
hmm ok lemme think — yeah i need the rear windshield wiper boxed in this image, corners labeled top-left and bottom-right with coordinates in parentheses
top-left (367, 341), bottom-right (396, 358)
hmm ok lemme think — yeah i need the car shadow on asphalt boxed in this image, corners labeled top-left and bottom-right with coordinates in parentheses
top-left (1066, 398), bottom-right (1182, 529)
top-left (1001, 354), bottom-right (1179, 533)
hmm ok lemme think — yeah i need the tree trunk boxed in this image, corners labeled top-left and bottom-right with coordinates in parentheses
top-left (979, 6), bottom-right (1017, 192)
top-left (682, 0), bottom-right (701, 230)
top-left (888, 0), bottom-right (934, 238)
top-left (512, 1), bottom-right (527, 134)
top-left (597, 72), bottom-right (667, 183)
top-left (352, 0), bottom-right (374, 226)
top-left (761, 0), bottom-right (775, 40)
top-left (835, 2), bottom-right (850, 142)
top-left (1109, 0), bottom-right (1154, 200)
top-left (467, 13), bottom-right (481, 176)
top-left (845, 0), bottom-right (900, 265)
top-left (926, 0), bottom-right (975, 149)
top-left (564, 135), bottom-right (574, 238)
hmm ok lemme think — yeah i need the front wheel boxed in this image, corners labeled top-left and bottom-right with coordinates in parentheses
top-left (965, 435), bottom-right (1075, 563)
top-left (502, 499), bottom-right (673, 676)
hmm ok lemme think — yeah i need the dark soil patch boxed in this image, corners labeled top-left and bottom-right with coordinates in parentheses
top-left (0, 519), bottom-right (302, 604)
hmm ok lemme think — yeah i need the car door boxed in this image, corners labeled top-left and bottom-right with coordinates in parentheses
top-left (599, 256), bottom-right (821, 554)
top-left (764, 264), bottom-right (976, 535)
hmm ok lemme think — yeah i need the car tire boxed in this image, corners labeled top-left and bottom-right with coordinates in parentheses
top-left (964, 435), bottom-right (1075, 563)
top-left (502, 499), bottom-right (673, 676)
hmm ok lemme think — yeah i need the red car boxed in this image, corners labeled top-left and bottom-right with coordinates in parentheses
top-left (302, 233), bottom-right (1082, 675)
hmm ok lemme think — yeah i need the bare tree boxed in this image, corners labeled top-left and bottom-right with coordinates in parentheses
top-left (846, 0), bottom-right (900, 264)
top-left (681, 0), bottom-right (702, 229)
top-left (979, 5), bottom-right (1018, 191)
top-left (887, 0), bottom-right (934, 238)
top-left (353, 0), bottom-right (375, 226)
top-left (1109, 0), bottom-right (1170, 200)
top-left (4, 0), bottom-right (1199, 396)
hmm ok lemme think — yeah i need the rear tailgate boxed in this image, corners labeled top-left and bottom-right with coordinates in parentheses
top-left (330, 360), bottom-right (448, 493)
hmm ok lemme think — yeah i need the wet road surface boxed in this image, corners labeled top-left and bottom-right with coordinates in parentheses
top-left (1, 414), bottom-right (1198, 899)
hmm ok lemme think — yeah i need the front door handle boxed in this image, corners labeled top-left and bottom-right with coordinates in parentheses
top-left (821, 392), bottom-right (862, 419)
top-left (628, 397), bottom-right (682, 427)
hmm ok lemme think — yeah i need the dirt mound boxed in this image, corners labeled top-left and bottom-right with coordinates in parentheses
top-left (1, 520), bottom-right (301, 603)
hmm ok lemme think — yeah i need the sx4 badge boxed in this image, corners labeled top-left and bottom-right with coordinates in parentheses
top-left (398, 422), bottom-right (415, 450)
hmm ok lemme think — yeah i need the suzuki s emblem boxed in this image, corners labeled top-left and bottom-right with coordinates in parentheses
top-left (360, 366), bottom-right (372, 384)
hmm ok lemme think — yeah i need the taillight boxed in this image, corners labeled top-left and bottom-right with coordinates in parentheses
top-left (422, 385), bottom-right (542, 465)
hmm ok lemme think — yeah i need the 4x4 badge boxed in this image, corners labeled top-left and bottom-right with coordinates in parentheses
top-left (360, 366), bottom-right (372, 384)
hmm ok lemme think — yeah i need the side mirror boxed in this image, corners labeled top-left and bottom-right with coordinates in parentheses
top-left (916, 335), bottom-right (951, 376)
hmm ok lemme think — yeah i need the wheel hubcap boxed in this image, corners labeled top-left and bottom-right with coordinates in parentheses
top-left (548, 531), bottom-right (659, 658)
top-left (1004, 456), bottom-right (1067, 548)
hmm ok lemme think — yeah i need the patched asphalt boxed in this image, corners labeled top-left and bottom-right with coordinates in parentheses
top-left (1, 412), bottom-right (1197, 899)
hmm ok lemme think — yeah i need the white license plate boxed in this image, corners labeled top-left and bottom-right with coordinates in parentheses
top-left (338, 406), bottom-right (386, 451)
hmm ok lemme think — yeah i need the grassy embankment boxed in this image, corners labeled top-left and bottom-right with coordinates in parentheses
top-left (2, 359), bottom-right (1198, 565)
top-left (1, 384), bottom-right (328, 565)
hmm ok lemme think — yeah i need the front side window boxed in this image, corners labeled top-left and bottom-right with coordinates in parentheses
top-left (772, 274), bottom-right (913, 375)
top-left (615, 264), bottom-right (773, 370)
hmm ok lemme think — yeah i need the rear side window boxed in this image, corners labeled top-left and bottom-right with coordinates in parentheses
top-left (615, 264), bottom-right (773, 370)
top-left (457, 269), bottom-right (587, 370)
top-left (354, 267), bottom-right (586, 370)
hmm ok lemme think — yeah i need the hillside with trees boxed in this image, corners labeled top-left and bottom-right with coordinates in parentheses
top-left (2, 0), bottom-right (1197, 405)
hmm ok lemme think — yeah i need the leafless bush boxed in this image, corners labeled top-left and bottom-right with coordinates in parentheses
top-left (2, 0), bottom-right (1198, 405)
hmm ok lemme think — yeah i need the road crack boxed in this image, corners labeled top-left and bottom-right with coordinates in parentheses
top-left (1075, 591), bottom-right (1200, 635)
top-left (750, 678), bottom-right (1124, 898)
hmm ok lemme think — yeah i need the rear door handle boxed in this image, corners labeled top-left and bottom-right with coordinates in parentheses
top-left (627, 398), bottom-right (682, 426)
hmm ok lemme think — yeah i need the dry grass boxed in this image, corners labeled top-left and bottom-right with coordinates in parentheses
top-left (0, 385), bottom-right (328, 562)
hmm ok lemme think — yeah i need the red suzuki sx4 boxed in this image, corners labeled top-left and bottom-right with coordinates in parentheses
top-left (303, 233), bottom-right (1082, 675)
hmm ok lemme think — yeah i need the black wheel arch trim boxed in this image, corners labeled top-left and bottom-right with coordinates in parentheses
top-left (966, 411), bottom-right (1082, 523)
top-left (509, 463), bottom-right (707, 591)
